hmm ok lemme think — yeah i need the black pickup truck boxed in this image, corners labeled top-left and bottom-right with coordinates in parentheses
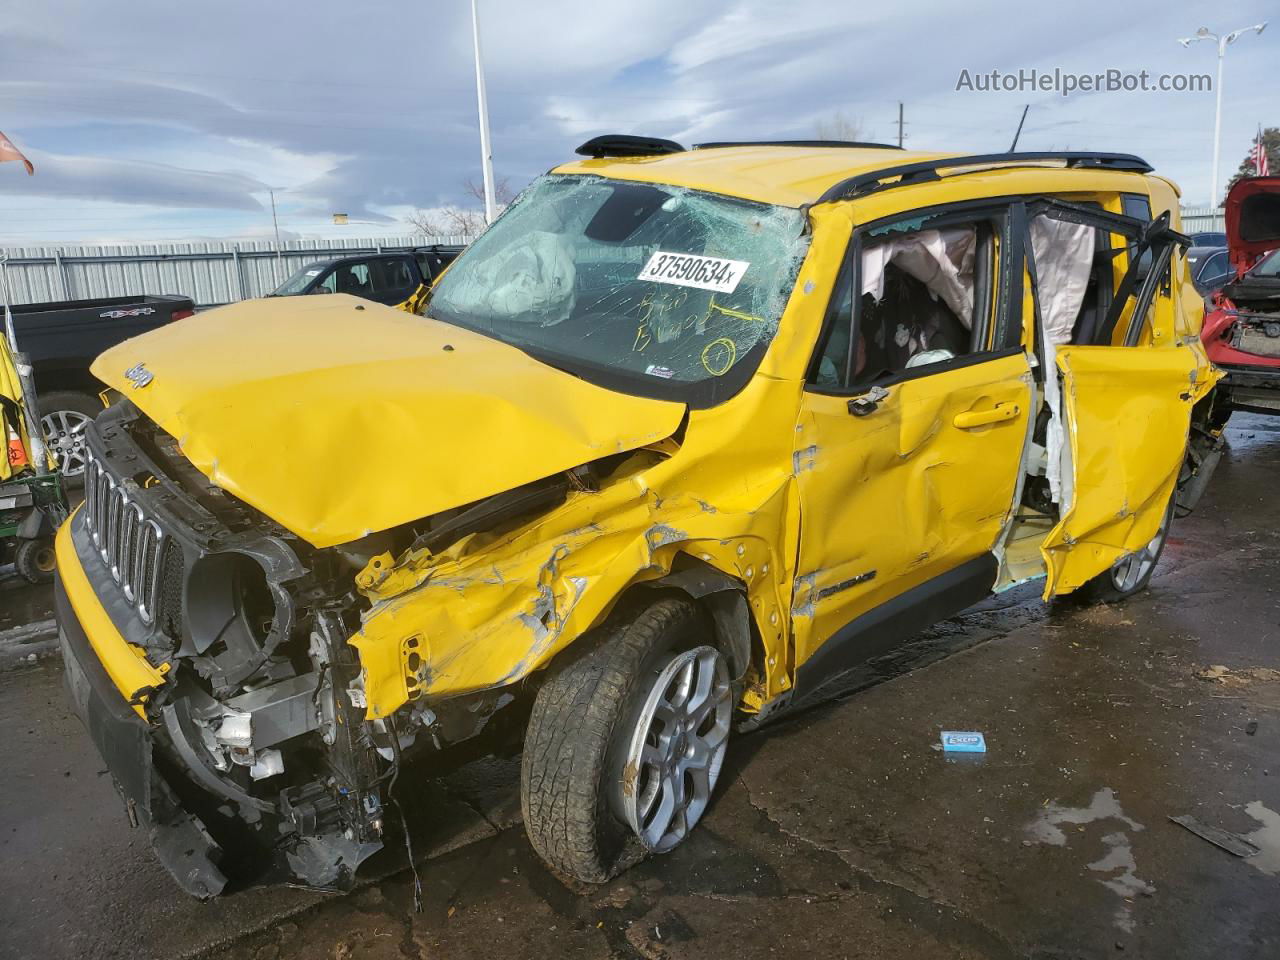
top-left (269, 245), bottom-right (464, 310)
top-left (10, 293), bottom-right (195, 481)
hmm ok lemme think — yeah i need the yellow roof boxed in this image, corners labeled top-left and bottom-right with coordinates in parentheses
top-left (552, 145), bottom-right (1151, 207)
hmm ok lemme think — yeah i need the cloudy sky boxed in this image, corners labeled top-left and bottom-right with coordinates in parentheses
top-left (0, 0), bottom-right (1273, 246)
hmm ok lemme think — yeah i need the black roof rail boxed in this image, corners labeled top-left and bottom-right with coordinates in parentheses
top-left (694, 139), bottom-right (903, 151)
top-left (815, 151), bottom-right (1154, 204)
top-left (575, 134), bottom-right (685, 159)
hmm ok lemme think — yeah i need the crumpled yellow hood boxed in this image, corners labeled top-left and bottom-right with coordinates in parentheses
top-left (91, 295), bottom-right (685, 548)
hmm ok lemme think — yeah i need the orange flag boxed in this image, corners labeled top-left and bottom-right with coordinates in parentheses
top-left (0, 130), bottom-right (34, 175)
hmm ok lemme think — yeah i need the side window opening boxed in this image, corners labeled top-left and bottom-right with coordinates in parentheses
top-left (314, 269), bottom-right (339, 295)
top-left (414, 252), bottom-right (439, 282)
top-left (1025, 197), bottom-right (1182, 348)
top-left (810, 212), bottom-right (1004, 391)
top-left (334, 261), bottom-right (373, 298)
top-left (371, 258), bottom-right (417, 304)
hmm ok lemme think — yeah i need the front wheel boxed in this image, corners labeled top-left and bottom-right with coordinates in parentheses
top-left (521, 596), bottom-right (732, 883)
top-left (1078, 498), bottom-right (1174, 603)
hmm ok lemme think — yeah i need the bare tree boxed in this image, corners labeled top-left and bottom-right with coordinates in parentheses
top-left (462, 175), bottom-right (515, 206)
top-left (402, 208), bottom-right (449, 235)
top-left (814, 111), bottom-right (863, 142)
top-left (403, 176), bottom-right (517, 238)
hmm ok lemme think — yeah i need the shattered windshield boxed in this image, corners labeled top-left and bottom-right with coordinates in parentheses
top-left (426, 174), bottom-right (809, 405)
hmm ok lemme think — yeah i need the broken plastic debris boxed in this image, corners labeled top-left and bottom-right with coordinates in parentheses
top-left (940, 731), bottom-right (987, 753)
top-left (1169, 815), bottom-right (1260, 858)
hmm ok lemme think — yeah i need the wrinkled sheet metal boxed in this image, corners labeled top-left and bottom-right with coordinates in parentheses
top-left (351, 368), bottom-right (806, 719)
top-left (90, 296), bottom-right (686, 548)
top-left (790, 349), bottom-right (1033, 663)
top-left (1040, 342), bottom-right (1218, 596)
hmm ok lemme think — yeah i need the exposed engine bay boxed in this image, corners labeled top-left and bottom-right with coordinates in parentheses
top-left (73, 400), bottom-right (605, 894)
top-left (1219, 283), bottom-right (1280, 360)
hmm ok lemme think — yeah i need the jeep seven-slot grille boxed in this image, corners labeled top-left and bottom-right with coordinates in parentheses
top-left (83, 452), bottom-right (166, 625)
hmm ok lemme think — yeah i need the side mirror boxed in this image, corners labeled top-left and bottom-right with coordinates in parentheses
top-left (847, 384), bottom-right (889, 417)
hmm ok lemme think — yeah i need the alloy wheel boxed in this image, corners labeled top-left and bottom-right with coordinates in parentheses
top-left (1109, 509), bottom-right (1170, 593)
top-left (41, 409), bottom-right (91, 477)
top-left (613, 645), bottom-right (732, 853)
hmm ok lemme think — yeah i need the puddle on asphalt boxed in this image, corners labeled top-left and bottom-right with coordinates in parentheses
top-left (1025, 787), bottom-right (1143, 846)
top-left (1242, 801), bottom-right (1280, 876)
top-left (1026, 787), bottom-right (1152, 933)
top-left (1087, 832), bottom-right (1156, 933)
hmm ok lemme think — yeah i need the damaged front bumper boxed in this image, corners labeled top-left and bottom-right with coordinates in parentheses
top-left (53, 405), bottom-right (394, 896)
top-left (56, 517), bottom-right (387, 896)
top-left (56, 574), bottom-right (231, 898)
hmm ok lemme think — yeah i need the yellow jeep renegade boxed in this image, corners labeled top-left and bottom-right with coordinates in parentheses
top-left (55, 136), bottom-right (1217, 896)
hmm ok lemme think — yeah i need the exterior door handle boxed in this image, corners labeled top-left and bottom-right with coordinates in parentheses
top-left (953, 401), bottom-right (1020, 429)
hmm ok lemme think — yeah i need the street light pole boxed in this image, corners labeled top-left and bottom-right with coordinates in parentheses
top-left (1178, 23), bottom-right (1267, 207)
top-left (1211, 39), bottom-right (1226, 209)
top-left (269, 188), bottom-right (282, 258)
top-left (470, 0), bottom-right (497, 224)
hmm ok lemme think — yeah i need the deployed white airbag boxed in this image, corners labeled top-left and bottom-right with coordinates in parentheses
top-left (433, 230), bottom-right (576, 326)
top-left (861, 227), bottom-right (977, 327)
top-left (1029, 214), bottom-right (1095, 508)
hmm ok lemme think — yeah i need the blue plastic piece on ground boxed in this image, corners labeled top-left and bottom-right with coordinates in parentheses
top-left (940, 731), bottom-right (987, 753)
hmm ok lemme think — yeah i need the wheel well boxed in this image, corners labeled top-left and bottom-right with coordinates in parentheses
top-left (532, 555), bottom-right (763, 699)
top-left (32, 366), bottom-right (103, 399)
top-left (631, 555), bottom-right (760, 691)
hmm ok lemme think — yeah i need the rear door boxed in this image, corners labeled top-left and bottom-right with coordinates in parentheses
top-left (1035, 197), bottom-right (1219, 595)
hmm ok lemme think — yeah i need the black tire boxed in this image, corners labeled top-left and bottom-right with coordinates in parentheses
top-left (14, 537), bottom-right (56, 584)
top-left (1077, 498), bottom-right (1174, 604)
top-left (521, 595), bottom-right (711, 883)
top-left (37, 390), bottom-right (101, 488)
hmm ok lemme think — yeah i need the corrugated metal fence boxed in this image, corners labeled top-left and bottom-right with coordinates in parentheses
top-left (1179, 205), bottom-right (1226, 235)
top-left (0, 235), bottom-right (470, 309)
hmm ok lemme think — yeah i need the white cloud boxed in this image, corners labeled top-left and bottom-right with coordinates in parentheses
top-left (0, 0), bottom-right (1273, 242)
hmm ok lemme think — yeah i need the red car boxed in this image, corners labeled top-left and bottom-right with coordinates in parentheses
top-left (1200, 176), bottom-right (1280, 421)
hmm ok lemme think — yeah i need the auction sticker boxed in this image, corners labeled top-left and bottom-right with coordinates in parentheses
top-left (639, 251), bottom-right (749, 294)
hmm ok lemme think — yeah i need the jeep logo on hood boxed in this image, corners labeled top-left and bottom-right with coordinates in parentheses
top-left (123, 363), bottom-right (153, 389)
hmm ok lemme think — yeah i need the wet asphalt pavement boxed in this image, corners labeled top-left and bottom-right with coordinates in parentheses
top-left (3, 416), bottom-right (1280, 960)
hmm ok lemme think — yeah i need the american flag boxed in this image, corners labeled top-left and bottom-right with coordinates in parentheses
top-left (0, 129), bottom-right (33, 175)
top-left (1254, 126), bottom-right (1270, 177)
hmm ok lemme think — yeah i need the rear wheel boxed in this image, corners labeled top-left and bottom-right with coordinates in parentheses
top-left (1078, 498), bottom-right (1174, 603)
top-left (38, 390), bottom-right (100, 486)
top-left (14, 537), bottom-right (56, 584)
top-left (521, 596), bottom-right (732, 883)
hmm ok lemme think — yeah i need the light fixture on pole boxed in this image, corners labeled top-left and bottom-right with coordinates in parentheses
top-left (470, 0), bottom-right (497, 225)
top-left (1178, 22), bottom-right (1267, 207)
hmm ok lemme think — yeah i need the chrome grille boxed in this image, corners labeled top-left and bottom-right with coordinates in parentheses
top-left (83, 452), bottom-right (166, 625)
